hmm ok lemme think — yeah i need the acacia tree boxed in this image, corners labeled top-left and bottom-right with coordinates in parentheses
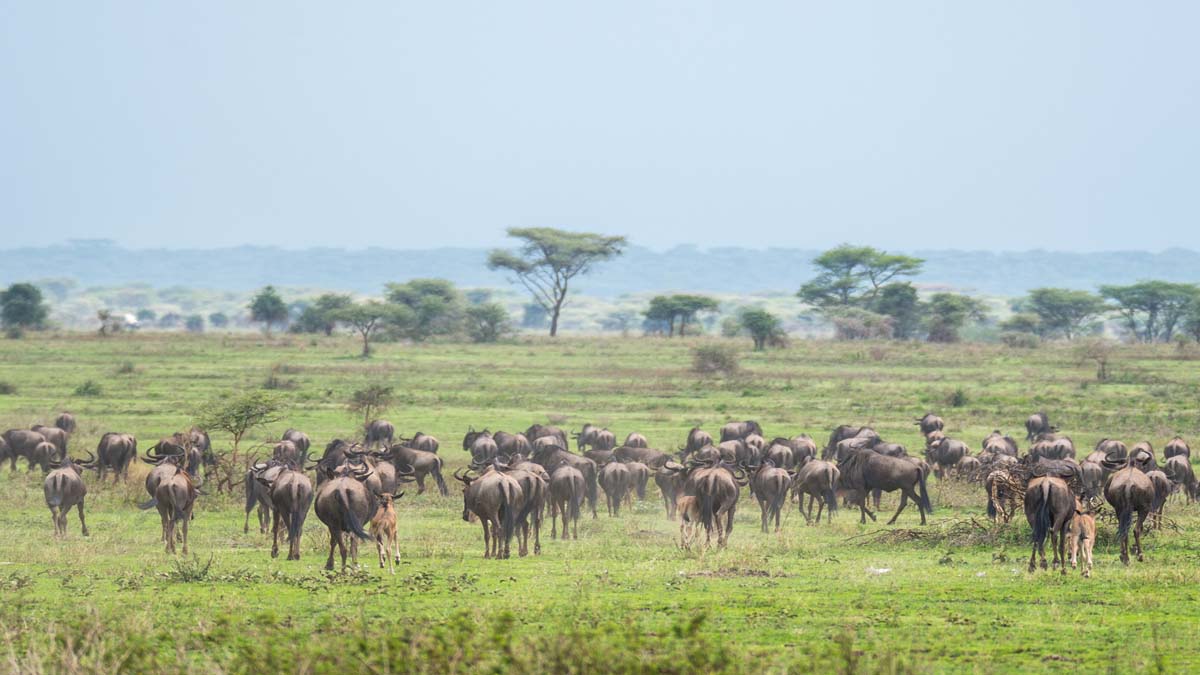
top-left (384, 279), bottom-right (463, 341)
top-left (739, 308), bottom-right (784, 350)
top-left (1100, 282), bottom-right (1199, 342)
top-left (798, 245), bottom-right (923, 309)
top-left (488, 228), bottom-right (626, 336)
top-left (1021, 288), bottom-right (1107, 340)
top-left (292, 293), bottom-right (353, 336)
top-left (925, 293), bottom-right (986, 343)
top-left (195, 390), bottom-right (286, 492)
top-left (0, 283), bottom-right (49, 336)
top-left (464, 303), bottom-right (512, 343)
top-left (248, 285), bottom-right (288, 336)
top-left (644, 295), bottom-right (719, 337)
top-left (333, 301), bottom-right (409, 357)
top-left (348, 385), bottom-right (393, 431)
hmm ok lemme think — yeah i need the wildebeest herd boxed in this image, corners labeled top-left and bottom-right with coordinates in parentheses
top-left (3, 411), bottom-right (1196, 578)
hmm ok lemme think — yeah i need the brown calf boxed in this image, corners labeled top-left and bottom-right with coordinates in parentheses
top-left (676, 495), bottom-right (701, 549)
top-left (1067, 497), bottom-right (1096, 578)
top-left (370, 492), bottom-right (402, 574)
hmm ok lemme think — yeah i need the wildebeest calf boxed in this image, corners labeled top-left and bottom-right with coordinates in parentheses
top-left (370, 492), bottom-right (402, 574)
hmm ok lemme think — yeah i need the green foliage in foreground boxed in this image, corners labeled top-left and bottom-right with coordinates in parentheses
top-left (1, 335), bottom-right (1200, 673)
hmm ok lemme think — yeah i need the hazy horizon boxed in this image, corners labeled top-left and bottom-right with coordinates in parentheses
top-left (4, 3), bottom-right (1199, 252)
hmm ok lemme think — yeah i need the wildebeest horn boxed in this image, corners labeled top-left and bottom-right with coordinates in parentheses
top-left (453, 468), bottom-right (474, 484)
top-left (395, 462), bottom-right (416, 476)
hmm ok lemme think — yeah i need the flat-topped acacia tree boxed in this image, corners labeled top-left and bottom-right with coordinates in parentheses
top-left (488, 227), bottom-right (626, 337)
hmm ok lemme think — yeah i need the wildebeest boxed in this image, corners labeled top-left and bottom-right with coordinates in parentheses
top-left (792, 459), bottom-right (838, 525)
top-left (530, 444), bottom-right (598, 519)
top-left (369, 492), bottom-right (402, 573)
top-left (96, 432), bottom-right (137, 482)
top-left (925, 437), bottom-right (969, 479)
top-left (623, 432), bottom-right (648, 448)
top-left (682, 427), bottom-right (714, 458)
top-left (763, 439), bottom-right (795, 469)
top-left (2, 428), bottom-right (47, 471)
top-left (43, 451), bottom-right (95, 536)
top-left (140, 445), bottom-right (186, 510)
top-left (1145, 470), bottom-right (1171, 529)
top-left (379, 444), bottom-right (447, 496)
top-left (314, 463), bottom-right (378, 570)
top-left (688, 460), bottom-right (742, 547)
top-left (1088, 439), bottom-right (1127, 469)
top-left (281, 428), bottom-right (310, 455)
top-left (823, 426), bottom-right (879, 460)
top-left (54, 412), bottom-right (77, 434)
top-left (1025, 475), bottom-right (1074, 574)
top-left (720, 420), bottom-right (764, 442)
top-left (258, 464), bottom-right (314, 560)
top-left (573, 423), bottom-right (598, 451)
top-left (790, 435), bottom-right (818, 465)
top-left (981, 431), bottom-right (1018, 457)
top-left (955, 455), bottom-right (982, 481)
top-left (1164, 436), bottom-right (1190, 459)
top-left (525, 424), bottom-right (569, 449)
top-left (613, 445), bottom-right (671, 468)
top-left (915, 412), bottom-right (944, 437)
top-left (676, 495), bottom-right (702, 549)
top-left (1079, 461), bottom-right (1104, 500)
top-left (31, 441), bottom-right (63, 473)
top-left (548, 464), bottom-right (584, 540)
top-left (365, 419), bottom-right (395, 448)
top-left (582, 447), bottom-right (614, 464)
top-left (271, 440), bottom-right (302, 466)
top-left (1025, 412), bottom-right (1055, 441)
top-left (1163, 455), bottom-right (1197, 504)
top-left (31, 425), bottom-right (69, 455)
top-left (1103, 454), bottom-right (1155, 565)
top-left (1067, 497), bottom-right (1096, 578)
top-left (504, 462), bottom-right (546, 557)
top-left (655, 462), bottom-right (685, 520)
top-left (463, 429), bottom-right (500, 464)
top-left (1030, 434), bottom-right (1076, 462)
top-left (455, 467), bottom-right (523, 559)
top-left (749, 460), bottom-right (790, 533)
top-left (244, 461), bottom-right (287, 534)
top-left (624, 460), bottom-right (651, 501)
top-left (494, 431), bottom-right (532, 456)
top-left (837, 449), bottom-right (933, 525)
top-left (406, 431), bottom-right (439, 454)
top-left (985, 468), bottom-right (1020, 524)
top-left (154, 466), bottom-right (198, 555)
top-left (598, 461), bottom-right (631, 516)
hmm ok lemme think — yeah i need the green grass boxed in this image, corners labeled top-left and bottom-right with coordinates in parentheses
top-left (1, 333), bottom-right (1199, 673)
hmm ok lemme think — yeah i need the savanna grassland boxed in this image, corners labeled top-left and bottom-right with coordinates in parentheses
top-left (1, 333), bottom-right (1199, 673)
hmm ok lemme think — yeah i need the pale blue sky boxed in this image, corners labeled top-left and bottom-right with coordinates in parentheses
top-left (2, 2), bottom-right (1197, 251)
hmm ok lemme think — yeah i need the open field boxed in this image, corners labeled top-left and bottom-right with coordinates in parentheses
top-left (1, 334), bottom-right (1199, 673)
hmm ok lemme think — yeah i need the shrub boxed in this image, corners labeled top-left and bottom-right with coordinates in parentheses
top-left (691, 344), bottom-right (740, 376)
top-left (73, 380), bottom-right (103, 397)
top-left (1000, 331), bottom-right (1040, 349)
top-left (262, 374), bottom-right (298, 391)
top-left (0, 381), bottom-right (16, 395)
top-left (829, 308), bottom-right (894, 340)
top-left (465, 303), bottom-right (513, 343)
top-left (945, 387), bottom-right (969, 408)
top-left (115, 361), bottom-right (137, 375)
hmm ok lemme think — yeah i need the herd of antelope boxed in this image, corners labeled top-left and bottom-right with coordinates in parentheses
top-left (3, 411), bottom-right (1196, 577)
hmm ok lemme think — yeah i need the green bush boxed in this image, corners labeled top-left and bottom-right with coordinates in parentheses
top-left (73, 380), bottom-right (103, 397)
top-left (691, 344), bottom-right (740, 376)
top-left (0, 381), bottom-right (15, 395)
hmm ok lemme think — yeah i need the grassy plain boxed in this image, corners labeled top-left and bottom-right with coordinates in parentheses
top-left (0, 333), bottom-right (1199, 673)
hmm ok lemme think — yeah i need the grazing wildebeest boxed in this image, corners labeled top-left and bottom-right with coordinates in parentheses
top-left (955, 455), bottom-right (982, 481)
top-left (573, 424), bottom-right (598, 451)
top-left (494, 431), bottom-right (532, 456)
top-left (682, 427), bottom-right (714, 458)
top-left (548, 464), bottom-right (584, 540)
top-left (258, 465), bottom-right (314, 560)
top-left (3, 428), bottom-right (47, 471)
top-left (43, 452), bottom-right (95, 536)
top-left (1164, 437), bottom-right (1190, 459)
top-left (455, 467), bottom-right (523, 559)
top-left (314, 463), bottom-right (378, 570)
top-left (406, 432), bottom-right (439, 454)
top-left (981, 431), bottom-right (1018, 457)
top-left (32, 425), bottom-right (69, 456)
top-left (369, 492), bottom-right (402, 573)
top-left (1024, 474), bottom-right (1074, 574)
top-left (591, 429), bottom-right (617, 452)
top-left (790, 435), bottom-right (818, 465)
top-left (140, 445), bottom-right (186, 510)
top-left (272, 440), bottom-right (302, 466)
top-left (823, 425), bottom-right (879, 460)
top-left (1103, 454), bottom-right (1155, 565)
top-left (720, 420), bottom-right (764, 442)
top-left (365, 420), bottom-right (395, 448)
top-left (463, 429), bottom-right (500, 464)
top-left (1079, 461), bottom-right (1104, 500)
top-left (655, 462), bottom-right (685, 520)
top-left (154, 467), bottom-right (198, 555)
top-left (525, 424), bottom-right (569, 450)
top-left (915, 413), bottom-right (944, 438)
top-left (244, 461), bottom-right (287, 534)
top-left (623, 432), bottom-right (648, 448)
top-left (837, 449), bottom-right (933, 525)
top-left (718, 439), bottom-right (751, 464)
top-left (624, 460), bottom-right (651, 501)
top-left (281, 428), bottom-right (310, 455)
top-left (31, 441), bottom-right (63, 473)
top-left (54, 412), bottom-right (77, 434)
top-left (96, 432), bottom-right (137, 482)
top-left (1067, 497), bottom-right (1096, 578)
top-left (792, 459), bottom-right (839, 525)
top-left (925, 437), bottom-right (968, 479)
top-left (530, 444), bottom-right (598, 519)
top-left (763, 439), bottom-right (795, 469)
top-left (1025, 412), bottom-right (1055, 441)
top-left (1163, 455), bottom-right (1197, 504)
top-left (379, 444), bottom-right (447, 496)
top-left (1130, 442), bottom-right (1156, 470)
top-left (749, 460), bottom-right (790, 533)
top-left (613, 445), bottom-right (671, 468)
top-left (583, 447), bottom-right (614, 465)
top-left (598, 461), bottom-right (631, 516)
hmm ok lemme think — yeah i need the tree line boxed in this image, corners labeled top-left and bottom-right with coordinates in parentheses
top-left (4, 231), bottom-right (1200, 348)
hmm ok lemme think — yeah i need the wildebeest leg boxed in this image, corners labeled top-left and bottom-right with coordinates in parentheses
top-left (1057, 527), bottom-right (1068, 576)
top-left (391, 529), bottom-right (400, 566)
top-left (417, 475), bottom-right (426, 494)
top-left (1038, 533), bottom-right (1047, 570)
top-left (1082, 533), bottom-right (1093, 577)
top-left (760, 500), bottom-right (769, 533)
top-left (180, 510), bottom-right (190, 555)
top-left (805, 494), bottom-right (816, 525)
top-left (1134, 511), bottom-right (1147, 562)
top-left (550, 500), bottom-right (559, 539)
top-left (724, 507), bottom-right (735, 546)
top-left (872, 488), bottom-right (882, 511)
top-left (533, 513), bottom-right (541, 555)
top-left (518, 520), bottom-right (529, 557)
top-left (76, 500), bottom-right (89, 537)
top-left (350, 535), bottom-right (359, 568)
top-left (1028, 536), bottom-right (1038, 573)
top-left (164, 513), bottom-right (175, 554)
top-left (887, 492), bottom-right (909, 525)
top-left (336, 533), bottom-right (349, 571)
top-left (271, 510), bottom-right (283, 558)
top-left (375, 531), bottom-right (386, 569)
top-left (1069, 528), bottom-right (1079, 569)
top-left (49, 506), bottom-right (60, 536)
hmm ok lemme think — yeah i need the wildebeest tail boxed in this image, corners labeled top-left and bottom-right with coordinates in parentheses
top-left (288, 483), bottom-right (311, 545)
top-left (47, 474), bottom-right (65, 507)
top-left (699, 489), bottom-right (716, 533)
top-left (1115, 493), bottom-right (1134, 543)
top-left (769, 479), bottom-right (788, 518)
top-left (917, 467), bottom-right (934, 514)
top-left (336, 488), bottom-right (370, 540)
top-left (433, 457), bottom-right (448, 497)
top-left (1031, 482), bottom-right (1052, 547)
top-left (824, 472), bottom-right (838, 515)
top-left (500, 482), bottom-right (518, 546)
top-left (138, 497), bottom-right (158, 510)
top-left (244, 471), bottom-right (258, 514)
top-left (636, 476), bottom-right (646, 500)
top-left (986, 493), bottom-right (997, 519)
top-left (568, 479), bottom-right (582, 521)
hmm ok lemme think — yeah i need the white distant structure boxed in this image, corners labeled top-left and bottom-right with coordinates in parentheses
top-left (122, 313), bottom-right (140, 330)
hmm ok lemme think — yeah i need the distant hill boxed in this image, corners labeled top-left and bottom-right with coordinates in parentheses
top-left (3, 240), bottom-right (1199, 298)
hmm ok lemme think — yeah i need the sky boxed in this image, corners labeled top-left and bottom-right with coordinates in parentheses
top-left (1, 2), bottom-right (1198, 252)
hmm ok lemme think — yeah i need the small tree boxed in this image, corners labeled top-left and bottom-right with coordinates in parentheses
top-left (488, 227), bottom-right (626, 336)
top-left (348, 385), bottom-right (393, 431)
top-left (739, 308), bottom-right (784, 351)
top-left (1022, 288), bottom-right (1107, 340)
top-left (924, 293), bottom-right (986, 343)
top-left (1075, 338), bottom-right (1115, 381)
top-left (384, 279), bottom-right (464, 341)
top-left (136, 308), bottom-right (157, 322)
top-left (208, 312), bottom-right (229, 329)
top-left (871, 282), bottom-right (920, 339)
top-left (291, 293), bottom-right (352, 336)
top-left (0, 283), bottom-right (49, 336)
top-left (798, 245), bottom-right (923, 309)
top-left (249, 286), bottom-right (289, 336)
top-left (465, 303), bottom-right (512, 343)
top-left (644, 295), bottom-right (719, 337)
top-left (97, 309), bottom-right (124, 336)
top-left (185, 315), bottom-right (205, 333)
top-left (334, 301), bottom-right (408, 357)
top-left (195, 391), bottom-right (286, 492)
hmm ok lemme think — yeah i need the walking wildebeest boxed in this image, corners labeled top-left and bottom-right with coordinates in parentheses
top-left (1067, 497), bottom-right (1096, 578)
top-left (598, 461), bottom-right (631, 516)
top-left (915, 413), bottom-right (944, 438)
top-left (54, 412), bottom-right (76, 434)
top-left (681, 427), bottom-right (714, 459)
top-left (1024, 474), bottom-right (1074, 574)
top-left (749, 460), bottom-right (790, 533)
top-left (369, 492), bottom-right (403, 573)
top-left (43, 451), bottom-right (95, 536)
top-left (96, 432), bottom-right (137, 482)
top-left (379, 444), bottom-right (448, 496)
top-left (314, 463), bottom-right (378, 570)
top-left (530, 444), bottom-right (598, 519)
top-left (623, 432), bottom-right (648, 448)
top-left (614, 445), bottom-right (671, 468)
top-left (154, 467), bottom-right (198, 555)
top-left (655, 462), bottom-right (685, 520)
top-left (258, 464), bottom-right (314, 561)
top-left (837, 448), bottom-right (933, 525)
top-left (463, 429), bottom-right (500, 464)
top-left (549, 463), bottom-right (584, 540)
top-left (455, 467), bottom-right (523, 559)
top-left (981, 431), bottom-right (1018, 457)
top-left (2, 428), bottom-right (47, 471)
top-left (281, 428), bottom-right (311, 455)
top-left (676, 495), bottom-right (702, 549)
top-left (245, 461), bottom-right (287, 534)
top-left (365, 419), bottom-right (395, 448)
top-left (1164, 436), bottom-right (1190, 459)
top-left (1025, 412), bottom-right (1055, 441)
top-left (1103, 454), bottom-right (1155, 565)
top-left (1163, 455), bottom-right (1198, 504)
top-left (792, 459), bottom-right (839, 525)
top-left (405, 431), bottom-right (440, 454)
